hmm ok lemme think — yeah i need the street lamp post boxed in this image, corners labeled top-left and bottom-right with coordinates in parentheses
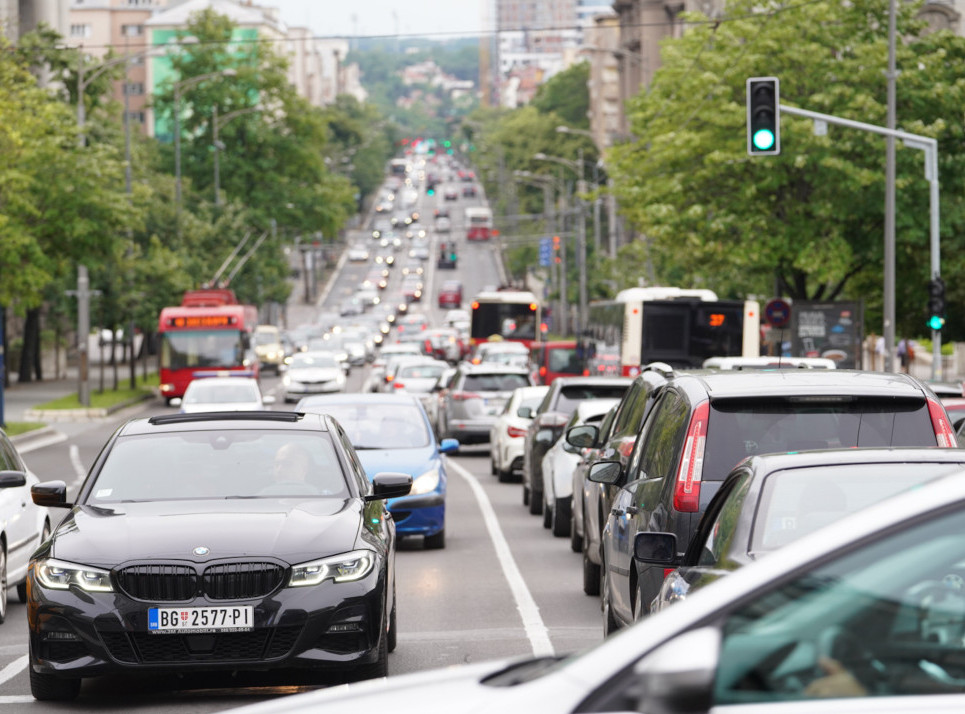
top-left (515, 170), bottom-right (565, 333)
top-left (534, 151), bottom-right (589, 334)
top-left (173, 68), bottom-right (238, 216)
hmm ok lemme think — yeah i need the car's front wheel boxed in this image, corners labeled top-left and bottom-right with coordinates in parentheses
top-left (0, 546), bottom-right (7, 624)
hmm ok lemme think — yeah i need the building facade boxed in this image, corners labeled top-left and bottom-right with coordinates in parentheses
top-left (1, 0), bottom-right (69, 43)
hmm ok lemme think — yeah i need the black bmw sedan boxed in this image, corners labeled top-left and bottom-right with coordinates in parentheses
top-left (26, 411), bottom-right (411, 701)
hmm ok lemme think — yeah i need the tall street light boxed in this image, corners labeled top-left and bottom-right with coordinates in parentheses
top-left (213, 104), bottom-right (262, 206)
top-left (516, 169), bottom-right (567, 334)
top-left (173, 68), bottom-right (238, 213)
top-left (534, 152), bottom-right (589, 334)
top-left (556, 124), bottom-right (613, 258)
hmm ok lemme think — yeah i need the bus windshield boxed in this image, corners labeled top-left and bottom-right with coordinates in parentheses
top-left (161, 330), bottom-right (246, 370)
top-left (471, 303), bottom-right (537, 341)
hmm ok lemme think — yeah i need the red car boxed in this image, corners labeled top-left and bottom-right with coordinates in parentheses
top-left (437, 280), bottom-right (463, 308)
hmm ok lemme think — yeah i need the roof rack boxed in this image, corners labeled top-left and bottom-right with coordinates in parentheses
top-left (148, 411), bottom-right (304, 426)
top-left (641, 362), bottom-right (675, 378)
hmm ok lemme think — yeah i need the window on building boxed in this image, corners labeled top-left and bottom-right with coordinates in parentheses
top-left (121, 24), bottom-right (144, 37)
top-left (124, 82), bottom-right (145, 96)
top-left (126, 111), bottom-right (146, 123)
top-left (70, 24), bottom-right (92, 38)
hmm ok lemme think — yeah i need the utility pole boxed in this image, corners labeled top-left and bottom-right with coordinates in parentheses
top-left (576, 148), bottom-right (588, 335)
top-left (66, 266), bottom-right (100, 407)
top-left (884, 0), bottom-right (897, 372)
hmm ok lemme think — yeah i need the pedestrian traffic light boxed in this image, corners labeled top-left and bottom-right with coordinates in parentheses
top-left (746, 77), bottom-right (780, 156)
top-left (928, 276), bottom-right (946, 330)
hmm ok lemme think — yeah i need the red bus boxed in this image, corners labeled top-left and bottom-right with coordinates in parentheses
top-left (469, 289), bottom-right (542, 350)
top-left (464, 207), bottom-right (493, 241)
top-left (158, 289), bottom-right (259, 402)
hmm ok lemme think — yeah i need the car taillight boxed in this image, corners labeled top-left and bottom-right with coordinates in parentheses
top-left (507, 425), bottom-right (527, 438)
top-left (927, 397), bottom-right (957, 447)
top-left (539, 366), bottom-right (547, 377)
top-left (673, 401), bottom-right (709, 512)
top-left (393, 382), bottom-right (406, 389)
top-left (452, 392), bottom-right (481, 401)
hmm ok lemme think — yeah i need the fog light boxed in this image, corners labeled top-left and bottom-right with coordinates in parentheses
top-left (44, 631), bottom-right (80, 641)
top-left (327, 623), bottom-right (363, 633)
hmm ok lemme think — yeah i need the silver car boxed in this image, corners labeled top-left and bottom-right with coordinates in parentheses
top-left (438, 364), bottom-right (534, 445)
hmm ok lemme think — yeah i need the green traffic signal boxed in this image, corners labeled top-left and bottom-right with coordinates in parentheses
top-left (752, 128), bottom-right (776, 151)
top-left (928, 315), bottom-right (946, 330)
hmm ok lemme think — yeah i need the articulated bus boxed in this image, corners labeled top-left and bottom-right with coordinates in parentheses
top-left (583, 287), bottom-right (760, 375)
top-left (469, 290), bottom-right (542, 349)
top-left (158, 289), bottom-right (260, 402)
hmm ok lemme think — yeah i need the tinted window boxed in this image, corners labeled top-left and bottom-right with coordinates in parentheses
top-left (705, 397), bottom-right (936, 483)
top-left (548, 348), bottom-right (580, 373)
top-left (697, 472), bottom-right (751, 567)
top-left (88, 431), bottom-right (347, 501)
top-left (463, 374), bottom-right (531, 392)
top-left (554, 385), bottom-right (628, 415)
top-left (636, 391), bottom-right (690, 480)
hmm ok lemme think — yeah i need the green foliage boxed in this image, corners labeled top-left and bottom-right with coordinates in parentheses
top-left (609, 0), bottom-right (965, 338)
top-left (532, 62), bottom-right (591, 130)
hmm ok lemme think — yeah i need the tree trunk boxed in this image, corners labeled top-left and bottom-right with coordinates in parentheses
top-left (18, 307), bottom-right (42, 383)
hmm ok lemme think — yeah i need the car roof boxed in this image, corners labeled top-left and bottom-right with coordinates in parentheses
top-left (121, 411), bottom-right (331, 436)
top-left (552, 376), bottom-right (633, 388)
top-left (185, 376), bottom-right (259, 387)
top-left (674, 369), bottom-right (929, 400)
top-left (459, 363), bottom-right (531, 374)
top-left (738, 446), bottom-right (965, 473)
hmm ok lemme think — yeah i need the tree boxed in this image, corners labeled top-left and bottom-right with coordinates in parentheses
top-left (532, 61), bottom-right (591, 130)
top-left (608, 0), bottom-right (965, 338)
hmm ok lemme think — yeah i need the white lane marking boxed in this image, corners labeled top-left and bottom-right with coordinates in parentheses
top-left (0, 696), bottom-right (35, 703)
top-left (69, 444), bottom-right (87, 485)
top-left (447, 459), bottom-right (554, 657)
top-left (16, 432), bottom-right (67, 454)
top-left (0, 655), bottom-right (28, 688)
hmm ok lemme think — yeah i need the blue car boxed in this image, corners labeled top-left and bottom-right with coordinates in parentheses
top-left (296, 393), bottom-right (458, 548)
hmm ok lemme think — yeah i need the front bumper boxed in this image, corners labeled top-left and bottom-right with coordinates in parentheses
top-left (28, 563), bottom-right (386, 679)
top-left (387, 493), bottom-right (445, 537)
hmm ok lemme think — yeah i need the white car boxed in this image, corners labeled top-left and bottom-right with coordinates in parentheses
top-left (172, 376), bottom-right (273, 413)
top-left (282, 350), bottom-right (346, 402)
top-left (222, 469), bottom-right (965, 714)
top-left (489, 386), bottom-right (549, 482)
top-left (0, 430), bottom-right (50, 623)
top-left (541, 398), bottom-right (619, 537)
top-left (346, 244), bottom-right (370, 262)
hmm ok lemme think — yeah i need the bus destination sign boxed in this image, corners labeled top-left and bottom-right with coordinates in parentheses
top-left (166, 315), bottom-right (237, 329)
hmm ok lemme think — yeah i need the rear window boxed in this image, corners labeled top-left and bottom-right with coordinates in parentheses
top-left (463, 373), bottom-right (531, 392)
top-left (705, 397), bottom-right (937, 482)
top-left (554, 385), bottom-right (629, 415)
top-left (547, 348), bottom-right (580, 373)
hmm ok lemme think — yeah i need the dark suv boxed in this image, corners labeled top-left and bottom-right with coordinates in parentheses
top-left (590, 369), bottom-right (957, 635)
top-left (521, 376), bottom-right (631, 516)
top-left (565, 365), bottom-right (671, 595)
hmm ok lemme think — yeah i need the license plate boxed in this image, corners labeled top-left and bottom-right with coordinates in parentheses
top-left (148, 606), bottom-right (254, 633)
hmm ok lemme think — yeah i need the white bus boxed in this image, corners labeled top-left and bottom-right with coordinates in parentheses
top-left (464, 206), bottom-right (493, 241)
top-left (469, 289), bottom-right (541, 348)
top-left (583, 287), bottom-right (760, 375)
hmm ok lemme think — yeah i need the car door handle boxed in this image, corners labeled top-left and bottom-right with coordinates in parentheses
top-left (611, 507), bottom-right (624, 517)
top-left (626, 506), bottom-right (640, 516)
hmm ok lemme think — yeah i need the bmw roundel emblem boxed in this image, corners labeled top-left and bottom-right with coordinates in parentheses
top-left (193, 546), bottom-right (210, 556)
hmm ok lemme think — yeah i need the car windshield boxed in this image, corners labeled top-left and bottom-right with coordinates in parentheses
top-left (86, 431), bottom-right (348, 501)
top-left (751, 462), bottom-right (965, 553)
top-left (704, 397), bottom-right (937, 482)
top-left (554, 385), bottom-right (629, 414)
top-left (398, 364), bottom-right (447, 379)
top-left (253, 332), bottom-right (279, 346)
top-left (184, 381), bottom-right (259, 404)
top-left (291, 353), bottom-right (339, 368)
top-left (312, 404), bottom-right (430, 449)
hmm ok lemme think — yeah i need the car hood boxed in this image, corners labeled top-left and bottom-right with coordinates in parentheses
top-left (355, 444), bottom-right (439, 480)
top-left (49, 498), bottom-right (363, 568)
top-left (289, 367), bottom-right (342, 382)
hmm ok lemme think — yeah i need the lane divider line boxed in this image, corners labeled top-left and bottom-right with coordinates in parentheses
top-left (70, 444), bottom-right (86, 485)
top-left (0, 656), bottom-right (28, 689)
top-left (447, 459), bottom-right (555, 657)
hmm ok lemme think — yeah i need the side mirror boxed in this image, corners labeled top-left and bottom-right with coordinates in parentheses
top-left (566, 424), bottom-right (599, 449)
top-left (517, 406), bottom-right (533, 419)
top-left (439, 438), bottom-right (459, 454)
top-left (634, 532), bottom-right (679, 566)
top-left (589, 460), bottom-right (623, 485)
top-left (0, 470), bottom-right (27, 489)
top-left (367, 472), bottom-right (412, 501)
top-left (632, 627), bottom-right (720, 714)
top-left (32, 480), bottom-right (72, 508)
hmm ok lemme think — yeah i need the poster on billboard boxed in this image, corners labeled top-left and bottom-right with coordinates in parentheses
top-left (789, 301), bottom-right (863, 369)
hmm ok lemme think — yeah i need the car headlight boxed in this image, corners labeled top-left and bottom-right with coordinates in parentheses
top-left (288, 550), bottom-right (376, 587)
top-left (34, 558), bottom-right (114, 593)
top-left (410, 466), bottom-right (441, 495)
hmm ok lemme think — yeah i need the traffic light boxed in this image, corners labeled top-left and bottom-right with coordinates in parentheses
top-left (928, 276), bottom-right (946, 330)
top-left (746, 77), bottom-right (780, 156)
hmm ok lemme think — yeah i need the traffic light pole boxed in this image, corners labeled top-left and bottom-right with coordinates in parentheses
top-left (779, 104), bottom-right (942, 379)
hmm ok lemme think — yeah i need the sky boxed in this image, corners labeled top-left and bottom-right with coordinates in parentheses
top-left (267, 0), bottom-right (486, 40)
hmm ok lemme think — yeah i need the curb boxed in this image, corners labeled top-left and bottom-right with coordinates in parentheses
top-left (11, 426), bottom-right (68, 453)
top-left (22, 392), bottom-right (155, 423)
